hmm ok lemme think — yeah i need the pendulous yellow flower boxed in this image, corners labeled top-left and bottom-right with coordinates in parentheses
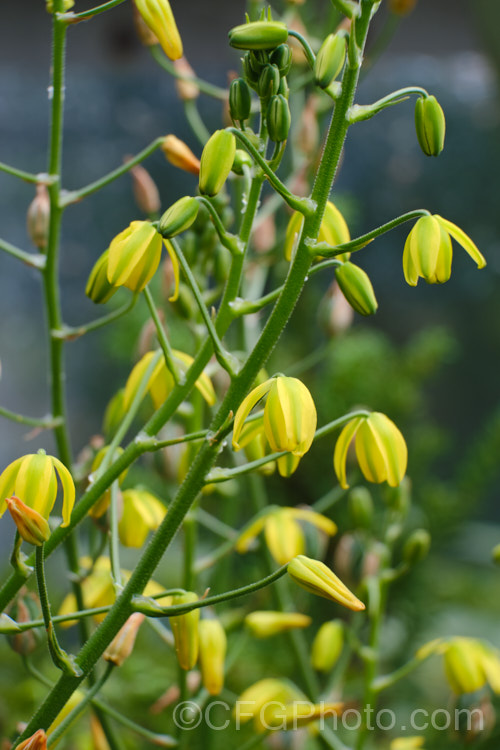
top-left (245, 611), bottom-right (312, 638)
top-left (334, 412), bottom-right (407, 489)
top-left (403, 214), bottom-right (486, 286)
top-left (118, 488), bottom-right (166, 547)
top-left (198, 618), bottom-right (227, 695)
top-left (235, 506), bottom-right (337, 565)
top-left (284, 200), bottom-right (351, 262)
top-left (106, 220), bottom-right (179, 296)
top-left (235, 678), bottom-right (305, 732)
top-left (417, 637), bottom-right (500, 696)
top-left (232, 376), bottom-right (317, 477)
top-left (134, 0), bottom-right (183, 60)
top-left (0, 451), bottom-right (75, 530)
top-left (287, 555), bottom-right (365, 611)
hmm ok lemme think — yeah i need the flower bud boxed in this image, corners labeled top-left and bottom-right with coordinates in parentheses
top-left (266, 94), bottom-right (291, 142)
top-left (311, 620), bottom-right (344, 672)
top-left (46, 0), bottom-right (73, 11)
top-left (129, 164), bottom-right (161, 215)
top-left (159, 196), bottom-right (199, 238)
top-left (134, 0), bottom-right (183, 60)
top-left (26, 185), bottom-right (50, 250)
top-left (402, 529), bottom-right (431, 566)
top-left (287, 555), bottom-right (365, 611)
top-left (198, 619), bottom-right (227, 695)
top-left (107, 221), bottom-right (163, 293)
top-left (444, 639), bottom-right (488, 694)
top-left (415, 95), bottom-right (446, 157)
top-left (245, 611), bottom-right (311, 638)
top-left (104, 613), bottom-right (145, 666)
top-left (242, 52), bottom-right (261, 89)
top-left (235, 679), bottom-right (304, 732)
top-left (335, 262), bottom-right (378, 316)
top-left (348, 487), bottom-right (374, 529)
top-left (258, 64), bottom-right (280, 99)
top-left (231, 149), bottom-right (253, 176)
top-left (229, 78), bottom-right (252, 123)
top-left (6, 496), bottom-right (50, 545)
top-left (133, 3), bottom-right (159, 45)
top-left (170, 592), bottom-right (200, 670)
top-left (17, 730), bottom-right (47, 750)
top-left (85, 250), bottom-right (118, 305)
top-left (162, 135), bottom-right (200, 175)
top-left (269, 44), bottom-right (292, 76)
top-left (314, 34), bottom-right (346, 89)
top-left (199, 130), bottom-right (236, 196)
top-left (493, 543), bottom-right (500, 565)
top-left (228, 21), bottom-right (288, 51)
top-left (173, 57), bottom-right (199, 101)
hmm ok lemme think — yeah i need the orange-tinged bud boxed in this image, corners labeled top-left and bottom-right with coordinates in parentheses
top-left (129, 163), bottom-right (161, 215)
top-left (170, 592), bottom-right (200, 670)
top-left (104, 613), bottom-right (145, 666)
top-left (17, 730), bottom-right (47, 750)
top-left (6, 496), bottom-right (50, 546)
top-left (173, 57), bottom-right (200, 101)
top-left (26, 185), bottom-right (50, 250)
top-left (287, 555), bottom-right (365, 611)
top-left (134, 0), bottom-right (183, 60)
top-left (162, 135), bottom-right (200, 175)
top-left (198, 619), bottom-right (227, 695)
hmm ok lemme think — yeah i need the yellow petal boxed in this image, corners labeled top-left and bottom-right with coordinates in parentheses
top-left (410, 215), bottom-right (441, 281)
top-left (232, 378), bottom-right (274, 450)
top-left (288, 507), bottom-right (337, 536)
top-left (15, 454), bottom-right (57, 520)
top-left (402, 231), bottom-right (419, 286)
top-left (357, 412), bottom-right (407, 487)
top-left (431, 223), bottom-right (452, 283)
top-left (264, 511), bottom-right (305, 565)
top-left (0, 456), bottom-right (24, 518)
top-left (172, 350), bottom-right (216, 406)
top-left (235, 513), bottom-right (268, 553)
top-left (284, 212), bottom-right (304, 262)
top-left (333, 416), bottom-right (363, 489)
top-left (50, 457), bottom-right (76, 527)
top-left (318, 201), bottom-right (350, 246)
top-left (198, 619), bottom-right (227, 696)
top-left (435, 215), bottom-right (486, 269)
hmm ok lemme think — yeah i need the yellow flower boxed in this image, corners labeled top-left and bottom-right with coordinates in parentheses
top-left (245, 611), bottom-right (312, 638)
top-left (236, 506), bottom-right (337, 565)
top-left (311, 620), bottom-right (344, 672)
top-left (170, 591), bottom-right (200, 670)
top-left (134, 0), bottom-right (183, 60)
top-left (198, 619), bottom-right (227, 695)
top-left (232, 376), bottom-right (317, 477)
top-left (403, 214), bottom-right (486, 286)
top-left (235, 678), bottom-right (305, 732)
top-left (333, 412), bottom-right (407, 489)
top-left (284, 201), bottom-right (350, 262)
top-left (118, 489), bottom-right (166, 547)
top-left (121, 349), bottom-right (216, 417)
top-left (417, 637), bottom-right (500, 695)
top-left (0, 451), bottom-right (75, 529)
top-left (85, 249), bottom-right (118, 305)
top-left (107, 220), bottom-right (179, 296)
top-left (233, 414), bottom-right (277, 476)
top-left (287, 555), bottom-right (365, 611)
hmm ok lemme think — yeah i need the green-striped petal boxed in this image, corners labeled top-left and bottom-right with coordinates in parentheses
top-left (333, 416), bottom-right (363, 489)
top-left (0, 456), bottom-right (24, 517)
top-left (232, 378), bottom-right (273, 450)
top-left (435, 215), bottom-right (486, 269)
top-left (51, 457), bottom-right (76, 527)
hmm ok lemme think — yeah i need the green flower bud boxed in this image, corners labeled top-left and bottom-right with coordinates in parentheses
top-left (199, 130), bottom-right (236, 196)
top-left (314, 33), bottom-right (346, 89)
top-left (228, 20), bottom-right (288, 51)
top-left (311, 620), bottom-right (344, 672)
top-left (229, 78), bottom-right (252, 123)
top-left (85, 250), bottom-right (119, 305)
top-left (415, 95), bottom-right (446, 157)
top-left (402, 529), bottom-right (431, 566)
top-left (248, 50), bottom-right (269, 73)
top-left (335, 262), bottom-right (378, 316)
top-left (348, 487), bottom-right (374, 529)
top-left (232, 149), bottom-right (253, 176)
top-left (492, 544), bottom-right (500, 565)
top-left (278, 76), bottom-right (289, 99)
top-left (267, 94), bottom-right (291, 142)
top-left (258, 64), bottom-right (281, 99)
top-left (269, 44), bottom-right (292, 76)
top-left (159, 196), bottom-right (199, 238)
top-left (242, 53), bottom-right (261, 88)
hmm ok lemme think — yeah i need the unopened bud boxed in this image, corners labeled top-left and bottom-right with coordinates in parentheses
top-left (46, 0), bottom-right (73, 11)
top-left (86, 250), bottom-right (118, 305)
top-left (162, 135), bottom-right (200, 175)
top-left (17, 730), bottom-right (47, 750)
top-left (314, 33), bottom-right (346, 89)
top-left (170, 592), bottom-right (200, 670)
top-left (159, 196), bottom-right (199, 238)
top-left (258, 64), bottom-right (280, 99)
top-left (415, 95), bottom-right (446, 157)
top-left (229, 78), bottom-right (252, 123)
top-left (266, 94), bottom-right (291, 142)
top-left (269, 44), bottom-right (292, 76)
top-left (348, 487), bottom-right (374, 529)
top-left (403, 529), bottom-right (431, 566)
top-left (27, 185), bottom-right (50, 251)
top-left (231, 149), bottom-right (253, 176)
top-left (173, 57), bottom-right (200, 101)
top-left (129, 163), bottom-right (161, 215)
top-left (132, 3), bottom-right (159, 46)
top-left (198, 619), bottom-right (227, 695)
top-left (6, 496), bottom-right (50, 546)
top-left (134, 0), bottom-right (183, 61)
top-left (104, 613), bottom-right (145, 666)
top-left (228, 21), bottom-right (288, 51)
top-left (311, 620), bottom-right (344, 672)
top-left (335, 262), bottom-right (378, 316)
top-left (199, 130), bottom-right (236, 196)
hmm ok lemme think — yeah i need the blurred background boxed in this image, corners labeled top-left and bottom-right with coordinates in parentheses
top-left (1, 0), bottom-right (500, 746)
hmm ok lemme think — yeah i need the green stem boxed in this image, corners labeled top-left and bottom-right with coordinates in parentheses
top-left (330, 0), bottom-right (359, 18)
top-left (59, 0), bottom-right (127, 21)
top-left (54, 294), bottom-right (138, 340)
top-left (60, 137), bottom-right (164, 205)
top-left (0, 407), bottom-right (62, 429)
top-left (356, 576), bottom-right (385, 750)
top-left (373, 655), bottom-right (424, 693)
top-left (109, 482), bottom-right (122, 589)
top-left (347, 86), bottom-right (429, 124)
top-left (184, 99), bottom-right (210, 145)
top-left (144, 285), bottom-right (181, 384)
top-left (46, 664), bottom-right (115, 748)
top-left (196, 196), bottom-right (242, 255)
top-left (0, 161), bottom-right (45, 184)
top-left (150, 46), bottom-right (228, 100)
top-left (195, 508), bottom-right (238, 541)
top-left (288, 30), bottom-right (316, 68)
top-left (0, 237), bottom-right (46, 268)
